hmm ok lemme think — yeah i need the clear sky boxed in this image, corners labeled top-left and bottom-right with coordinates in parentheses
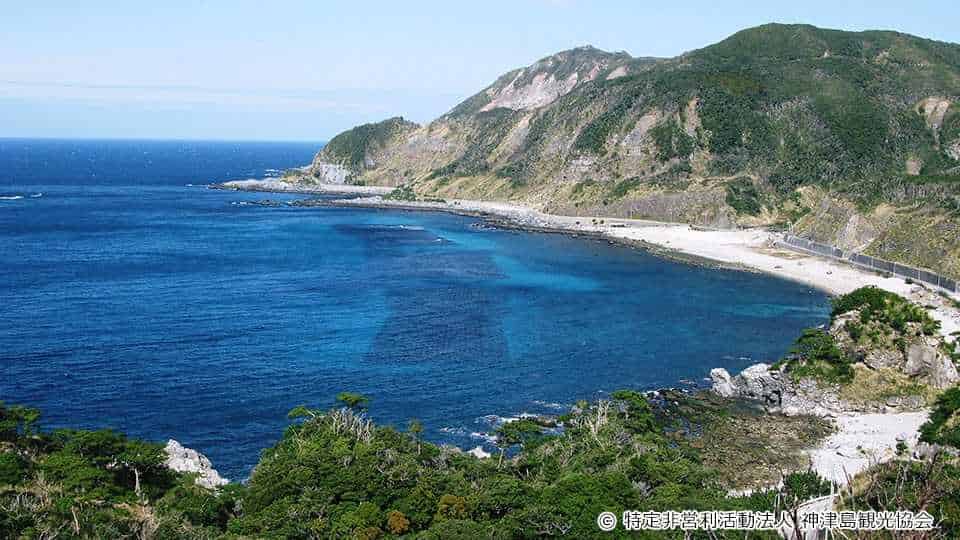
top-left (2, 0), bottom-right (957, 141)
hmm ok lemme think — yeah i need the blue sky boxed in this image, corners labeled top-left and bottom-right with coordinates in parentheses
top-left (2, 0), bottom-right (957, 141)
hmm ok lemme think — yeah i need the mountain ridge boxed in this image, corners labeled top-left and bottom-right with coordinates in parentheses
top-left (306, 23), bottom-right (960, 278)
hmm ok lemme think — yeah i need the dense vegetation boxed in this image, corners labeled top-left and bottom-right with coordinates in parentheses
top-left (782, 328), bottom-right (855, 384)
top-left (0, 402), bottom-right (240, 538)
top-left (841, 453), bottom-right (960, 538)
top-left (832, 285), bottom-right (940, 335)
top-left (920, 387), bottom-right (960, 449)
top-left (319, 117), bottom-right (418, 170)
top-left (5, 373), bottom-right (959, 538)
top-left (229, 394), bottom-right (787, 538)
top-left (724, 178), bottom-right (763, 216)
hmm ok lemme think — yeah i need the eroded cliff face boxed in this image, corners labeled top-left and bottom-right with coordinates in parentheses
top-left (792, 187), bottom-right (960, 278)
top-left (306, 24), bottom-right (960, 276)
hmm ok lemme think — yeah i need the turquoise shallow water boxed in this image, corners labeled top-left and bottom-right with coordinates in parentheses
top-left (0, 139), bottom-right (831, 479)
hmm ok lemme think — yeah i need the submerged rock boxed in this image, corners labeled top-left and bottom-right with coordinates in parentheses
top-left (164, 439), bottom-right (229, 489)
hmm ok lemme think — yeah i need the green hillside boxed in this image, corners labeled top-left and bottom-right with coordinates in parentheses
top-left (307, 24), bottom-right (960, 277)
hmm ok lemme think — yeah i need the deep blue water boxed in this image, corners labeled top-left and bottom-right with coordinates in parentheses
top-left (0, 139), bottom-right (830, 479)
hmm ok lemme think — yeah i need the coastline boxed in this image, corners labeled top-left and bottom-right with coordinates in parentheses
top-left (218, 178), bottom-right (959, 486)
top-left (217, 178), bottom-right (394, 196)
top-left (217, 179), bottom-right (959, 340)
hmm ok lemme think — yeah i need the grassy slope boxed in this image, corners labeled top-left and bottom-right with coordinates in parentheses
top-left (313, 23), bottom-right (960, 276)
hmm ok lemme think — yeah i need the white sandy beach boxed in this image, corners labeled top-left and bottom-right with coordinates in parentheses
top-left (808, 411), bottom-right (929, 484)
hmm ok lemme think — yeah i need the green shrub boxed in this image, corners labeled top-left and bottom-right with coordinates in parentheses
top-left (784, 328), bottom-right (854, 384)
top-left (832, 286), bottom-right (939, 334)
top-left (0, 452), bottom-right (25, 486)
top-left (384, 186), bottom-right (417, 202)
top-left (725, 178), bottom-right (763, 215)
top-left (322, 117), bottom-right (416, 169)
top-left (608, 177), bottom-right (642, 199)
top-left (157, 478), bottom-right (240, 528)
top-left (844, 455), bottom-right (960, 538)
top-left (650, 118), bottom-right (695, 161)
top-left (919, 387), bottom-right (960, 449)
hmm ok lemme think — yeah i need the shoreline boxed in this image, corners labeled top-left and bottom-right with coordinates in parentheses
top-left (217, 178), bottom-right (957, 485)
top-left (217, 179), bottom-right (959, 339)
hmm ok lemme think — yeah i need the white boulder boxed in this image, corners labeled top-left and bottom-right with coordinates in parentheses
top-left (164, 439), bottom-right (229, 489)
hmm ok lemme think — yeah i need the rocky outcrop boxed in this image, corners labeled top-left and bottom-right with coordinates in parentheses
top-left (475, 46), bottom-right (633, 113)
top-left (831, 313), bottom-right (959, 390)
top-left (709, 368), bottom-right (736, 398)
top-left (309, 161), bottom-right (351, 184)
top-left (164, 440), bottom-right (228, 489)
top-left (709, 365), bottom-right (844, 416)
top-left (711, 305), bottom-right (959, 414)
top-left (918, 97), bottom-right (951, 138)
top-left (915, 345), bottom-right (960, 389)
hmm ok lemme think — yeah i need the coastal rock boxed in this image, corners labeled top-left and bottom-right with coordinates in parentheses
top-left (709, 368), bottom-right (736, 398)
top-left (914, 441), bottom-right (960, 460)
top-left (927, 353), bottom-right (960, 389)
top-left (903, 342), bottom-right (937, 376)
top-left (862, 348), bottom-right (903, 370)
top-left (467, 446), bottom-right (492, 459)
top-left (164, 440), bottom-right (229, 489)
top-left (733, 363), bottom-right (782, 406)
top-left (904, 340), bottom-right (959, 389)
top-left (711, 364), bottom-right (781, 405)
top-left (711, 363), bottom-right (846, 416)
top-left (311, 161), bottom-right (351, 184)
top-left (781, 377), bottom-right (843, 417)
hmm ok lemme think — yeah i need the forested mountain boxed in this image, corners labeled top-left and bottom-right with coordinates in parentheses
top-left (309, 24), bottom-right (960, 277)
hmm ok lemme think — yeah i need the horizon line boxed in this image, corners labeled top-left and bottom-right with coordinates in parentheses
top-left (0, 135), bottom-right (328, 144)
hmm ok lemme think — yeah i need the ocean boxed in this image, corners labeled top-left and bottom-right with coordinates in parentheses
top-left (0, 138), bottom-right (830, 479)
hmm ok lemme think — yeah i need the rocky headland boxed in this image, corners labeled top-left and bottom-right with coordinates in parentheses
top-left (711, 286), bottom-right (959, 484)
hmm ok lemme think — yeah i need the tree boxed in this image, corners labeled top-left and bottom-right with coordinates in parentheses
top-left (117, 439), bottom-right (167, 501)
top-left (0, 402), bottom-right (40, 442)
top-left (336, 392), bottom-right (370, 410)
top-left (495, 419), bottom-right (543, 469)
top-left (920, 387), bottom-right (960, 449)
top-left (408, 419), bottom-right (424, 455)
